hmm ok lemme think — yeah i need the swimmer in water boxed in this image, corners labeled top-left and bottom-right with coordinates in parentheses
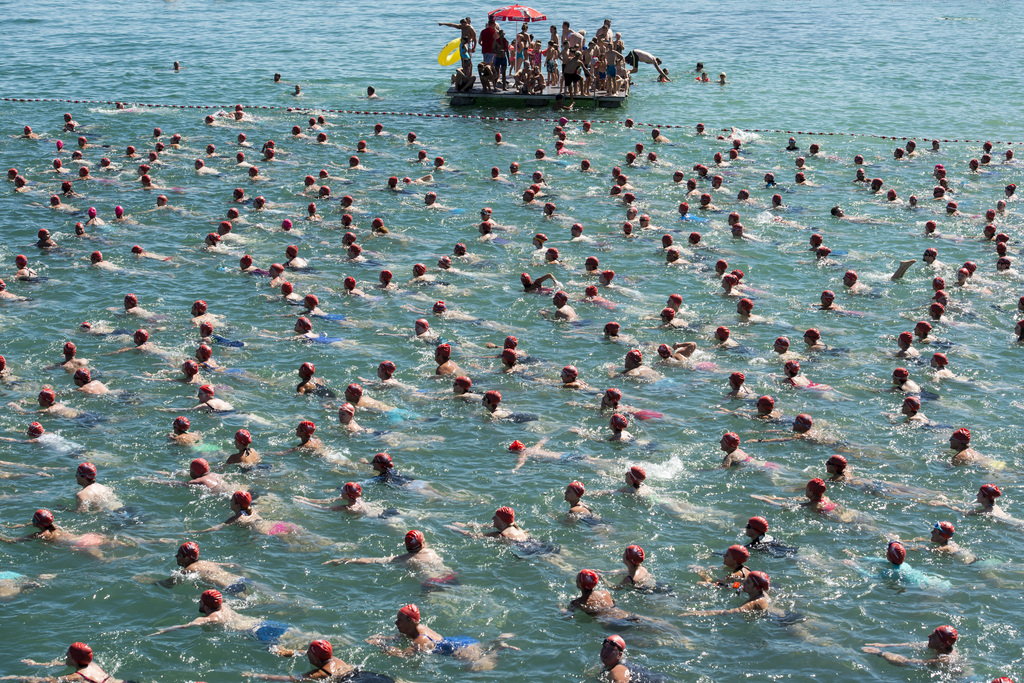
top-left (7, 387), bottom-right (83, 419)
top-left (905, 521), bottom-right (976, 564)
top-left (567, 570), bottom-right (669, 632)
top-left (725, 371), bottom-right (754, 398)
top-left (367, 603), bottom-right (516, 672)
top-left (17, 642), bottom-right (126, 683)
top-left (1, 509), bottom-right (124, 559)
top-left (296, 362), bottom-right (331, 396)
top-left (616, 348), bottom-right (661, 381)
top-left (743, 516), bottom-right (798, 557)
top-left (680, 570), bottom-right (771, 616)
top-left (295, 482), bottom-right (369, 516)
top-left (198, 491), bottom-right (307, 538)
top-left (186, 384), bottom-right (234, 413)
top-left (155, 457), bottom-right (229, 492)
top-left (336, 403), bottom-right (365, 433)
top-left (252, 639), bottom-right (370, 681)
top-left (948, 427), bottom-right (984, 466)
top-left (597, 635), bottom-right (669, 683)
top-left (613, 544), bottom-right (657, 591)
top-left (692, 544), bottom-right (752, 586)
top-left (324, 529), bottom-right (450, 579)
top-left (73, 462), bottom-right (122, 512)
top-left (447, 506), bottom-right (530, 542)
top-left (563, 480), bottom-right (600, 523)
top-left (752, 478), bottom-right (844, 517)
top-left (73, 367), bottom-right (110, 395)
top-left (168, 416), bottom-right (201, 446)
top-left (153, 541), bottom-right (256, 593)
top-left (345, 382), bottom-right (394, 412)
top-left (151, 588), bottom-right (304, 647)
top-left (862, 624), bottom-right (960, 668)
top-left (224, 429), bottom-right (259, 466)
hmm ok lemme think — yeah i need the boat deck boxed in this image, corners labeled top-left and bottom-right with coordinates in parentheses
top-left (446, 84), bottom-right (627, 108)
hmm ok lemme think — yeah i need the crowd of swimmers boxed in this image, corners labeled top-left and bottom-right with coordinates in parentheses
top-left (1, 87), bottom-right (1023, 681)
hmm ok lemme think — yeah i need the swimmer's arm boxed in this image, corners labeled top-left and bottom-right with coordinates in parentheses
top-left (323, 555), bottom-right (395, 566)
top-left (5, 402), bottom-right (31, 414)
top-left (194, 522), bottom-right (228, 533)
top-left (151, 616), bottom-right (207, 635)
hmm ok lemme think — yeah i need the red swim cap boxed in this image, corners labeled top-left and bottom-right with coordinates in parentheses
top-left (567, 481), bottom-right (585, 497)
top-left (626, 465), bottom-right (646, 484)
top-left (886, 541), bottom-right (906, 565)
top-left (722, 432), bottom-right (740, 449)
top-left (38, 388), bottom-right (56, 407)
top-left (174, 416), bottom-right (191, 433)
top-left (932, 625), bottom-right (957, 647)
top-left (299, 362), bottom-right (315, 379)
top-left (484, 389), bottom-right (502, 405)
top-left (729, 371), bottom-right (745, 387)
top-left (806, 478), bottom-right (827, 497)
top-left (67, 643), bottom-right (93, 666)
top-left (178, 541), bottom-right (200, 561)
top-left (200, 589), bottom-right (222, 611)
top-left (935, 521), bottom-right (955, 538)
top-left (33, 509), bottom-right (54, 527)
top-left (234, 429), bottom-right (252, 446)
top-left (308, 640), bottom-right (332, 661)
top-left (190, 458), bottom-right (210, 477)
top-left (624, 544), bottom-right (645, 565)
top-left (372, 452), bottom-right (393, 469)
top-left (932, 353), bottom-right (948, 367)
top-left (951, 427), bottom-right (970, 443)
top-left (980, 483), bottom-right (1001, 499)
top-left (134, 329), bottom-right (149, 345)
top-left (74, 368), bottom-right (91, 384)
top-left (396, 528), bottom-right (424, 557)
top-left (76, 462), bottom-right (97, 480)
top-left (827, 454), bottom-right (847, 472)
top-left (726, 544), bottom-right (750, 564)
top-left (611, 413), bottom-right (629, 431)
top-left (343, 482), bottom-right (362, 498)
top-left (232, 490), bottom-right (252, 509)
top-left (604, 634), bottom-right (626, 652)
top-left (576, 569), bottom-right (600, 590)
top-left (747, 516), bottom-right (769, 534)
top-left (297, 420), bottom-right (316, 436)
top-left (794, 413), bottom-right (813, 429)
top-left (495, 506), bottom-right (515, 524)
top-left (747, 570), bottom-right (770, 591)
top-left (399, 604), bottom-right (420, 622)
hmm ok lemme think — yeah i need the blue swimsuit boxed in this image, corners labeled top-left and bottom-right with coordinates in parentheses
top-left (427, 634), bottom-right (479, 655)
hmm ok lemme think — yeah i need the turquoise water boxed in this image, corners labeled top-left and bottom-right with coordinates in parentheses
top-left (2, 1), bottom-right (1024, 681)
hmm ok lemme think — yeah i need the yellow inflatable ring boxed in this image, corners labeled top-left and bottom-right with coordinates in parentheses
top-left (438, 38), bottom-right (461, 67)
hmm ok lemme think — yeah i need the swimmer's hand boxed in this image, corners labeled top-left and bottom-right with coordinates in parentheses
top-left (861, 647), bottom-right (881, 655)
top-left (322, 557), bottom-right (353, 565)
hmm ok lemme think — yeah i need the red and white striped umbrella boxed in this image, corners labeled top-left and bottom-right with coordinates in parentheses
top-left (488, 4), bottom-right (547, 22)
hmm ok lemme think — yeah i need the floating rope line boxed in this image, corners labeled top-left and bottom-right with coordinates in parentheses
top-left (1, 97), bottom-right (1016, 145)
